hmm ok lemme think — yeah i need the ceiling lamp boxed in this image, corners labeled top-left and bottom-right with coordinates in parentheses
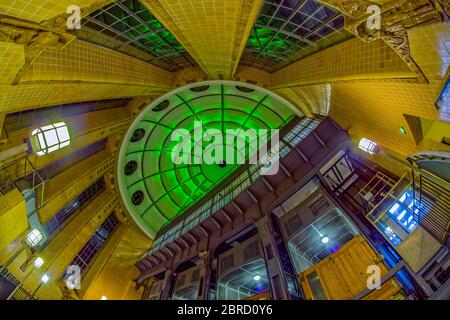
top-left (358, 138), bottom-right (379, 155)
top-left (253, 274), bottom-right (261, 281)
top-left (41, 274), bottom-right (50, 284)
top-left (321, 236), bottom-right (330, 244)
top-left (33, 257), bottom-right (44, 269)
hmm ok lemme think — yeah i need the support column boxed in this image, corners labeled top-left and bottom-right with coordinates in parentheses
top-left (197, 252), bottom-right (212, 300)
top-left (256, 216), bottom-right (291, 300)
top-left (160, 269), bottom-right (174, 300)
top-left (140, 277), bottom-right (156, 300)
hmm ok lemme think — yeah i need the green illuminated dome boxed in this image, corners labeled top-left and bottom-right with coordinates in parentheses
top-left (117, 81), bottom-right (300, 238)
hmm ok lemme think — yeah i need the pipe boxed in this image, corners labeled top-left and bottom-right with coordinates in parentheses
top-left (0, 143), bottom-right (28, 163)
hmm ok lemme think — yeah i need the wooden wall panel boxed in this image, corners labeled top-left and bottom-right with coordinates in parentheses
top-left (299, 235), bottom-right (401, 300)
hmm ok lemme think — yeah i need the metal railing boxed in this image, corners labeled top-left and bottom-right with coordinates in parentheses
top-left (0, 267), bottom-right (35, 300)
top-left (0, 154), bottom-right (46, 211)
top-left (412, 170), bottom-right (450, 244)
top-left (360, 156), bottom-right (449, 246)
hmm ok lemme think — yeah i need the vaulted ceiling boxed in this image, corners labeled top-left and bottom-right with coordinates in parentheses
top-left (0, 0), bottom-right (449, 191)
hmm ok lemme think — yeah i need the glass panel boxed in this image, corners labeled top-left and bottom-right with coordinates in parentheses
top-left (307, 272), bottom-right (327, 300)
top-left (56, 126), bottom-right (70, 142)
top-left (44, 129), bottom-right (59, 147)
top-left (47, 145), bottom-right (60, 153)
top-left (37, 133), bottom-right (47, 149)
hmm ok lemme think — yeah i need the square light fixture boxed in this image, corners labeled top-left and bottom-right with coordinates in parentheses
top-left (27, 229), bottom-right (44, 247)
top-left (33, 257), bottom-right (44, 269)
top-left (41, 274), bottom-right (50, 284)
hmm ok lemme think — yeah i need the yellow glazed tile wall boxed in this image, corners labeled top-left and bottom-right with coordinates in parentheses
top-left (329, 81), bottom-right (438, 156)
top-left (142, 0), bottom-right (263, 79)
top-left (274, 84), bottom-right (331, 117)
top-left (82, 224), bottom-right (152, 300)
top-left (2, 106), bottom-right (131, 150)
top-left (233, 66), bottom-right (272, 88)
top-left (38, 150), bottom-right (114, 224)
top-left (409, 23), bottom-right (450, 87)
top-left (0, 190), bottom-right (118, 300)
top-left (0, 0), bottom-right (106, 23)
top-left (271, 38), bottom-right (415, 89)
top-left (0, 82), bottom-right (170, 114)
top-left (0, 118), bottom-right (129, 187)
top-left (20, 40), bottom-right (174, 87)
top-left (23, 192), bottom-right (119, 300)
top-left (0, 189), bottom-right (27, 253)
top-left (329, 22), bottom-right (450, 160)
top-left (78, 224), bottom-right (127, 298)
top-left (173, 66), bottom-right (208, 87)
top-left (409, 23), bottom-right (450, 122)
top-left (0, 43), bottom-right (24, 85)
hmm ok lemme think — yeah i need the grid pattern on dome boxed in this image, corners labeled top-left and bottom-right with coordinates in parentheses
top-left (240, 0), bottom-right (353, 72)
top-left (77, 0), bottom-right (196, 71)
top-left (118, 82), bottom-right (296, 238)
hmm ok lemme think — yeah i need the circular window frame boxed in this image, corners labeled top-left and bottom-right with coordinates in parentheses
top-left (131, 190), bottom-right (145, 206)
top-left (124, 160), bottom-right (138, 176)
top-left (236, 85), bottom-right (255, 93)
top-left (190, 85), bottom-right (210, 92)
top-left (130, 128), bottom-right (146, 143)
top-left (152, 100), bottom-right (170, 112)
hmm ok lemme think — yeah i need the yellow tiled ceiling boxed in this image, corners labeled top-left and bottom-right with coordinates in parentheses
top-left (274, 84), bottom-right (331, 117)
top-left (0, 83), bottom-right (168, 114)
top-left (141, 0), bottom-right (263, 79)
top-left (76, 25), bottom-right (169, 69)
top-left (233, 65), bottom-right (272, 88)
top-left (0, 42), bottom-right (24, 85)
top-left (0, 1), bottom-right (447, 167)
top-left (271, 38), bottom-right (416, 89)
top-left (0, 0), bottom-right (107, 23)
top-left (20, 40), bottom-right (173, 87)
top-left (173, 66), bottom-right (207, 87)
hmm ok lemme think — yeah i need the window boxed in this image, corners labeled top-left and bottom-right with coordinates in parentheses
top-left (358, 138), bottom-right (378, 154)
top-left (43, 178), bottom-right (105, 237)
top-left (62, 213), bottom-right (119, 281)
top-left (436, 76), bottom-right (449, 111)
top-left (31, 122), bottom-right (71, 156)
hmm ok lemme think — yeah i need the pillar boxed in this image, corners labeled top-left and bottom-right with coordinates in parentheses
top-left (256, 216), bottom-right (291, 300)
top-left (197, 252), bottom-right (212, 300)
